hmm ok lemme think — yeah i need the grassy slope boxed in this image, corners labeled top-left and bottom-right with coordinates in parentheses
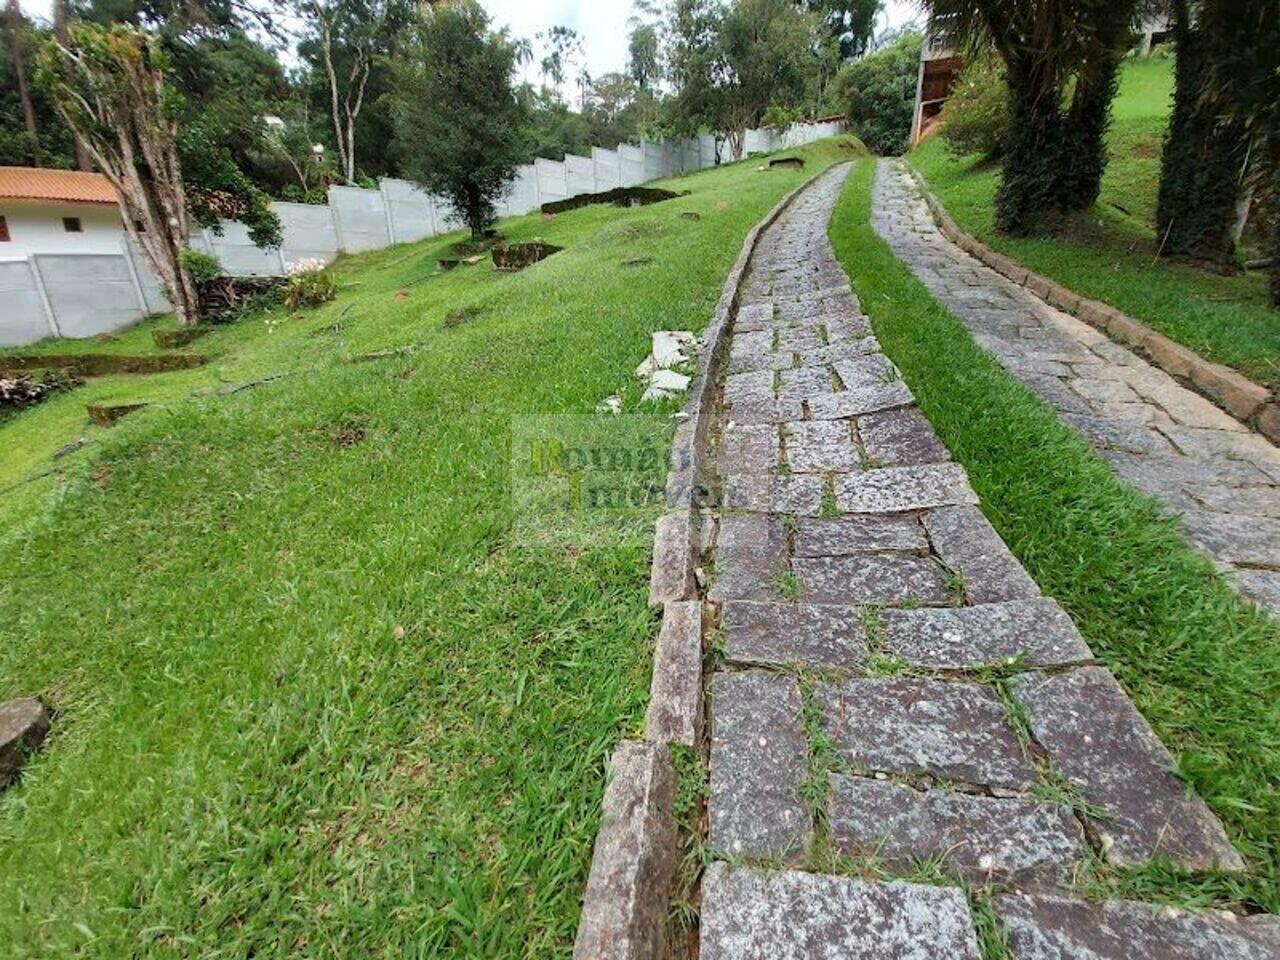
top-left (910, 57), bottom-right (1280, 390)
top-left (832, 159), bottom-right (1279, 912)
top-left (0, 137), bottom-right (862, 959)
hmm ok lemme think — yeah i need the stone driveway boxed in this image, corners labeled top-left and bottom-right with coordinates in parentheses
top-left (872, 160), bottom-right (1280, 619)
top-left (695, 163), bottom-right (1278, 958)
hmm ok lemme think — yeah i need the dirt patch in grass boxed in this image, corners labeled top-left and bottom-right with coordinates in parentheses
top-left (491, 242), bottom-right (563, 272)
top-left (541, 186), bottom-right (684, 216)
top-left (0, 354), bottom-right (206, 378)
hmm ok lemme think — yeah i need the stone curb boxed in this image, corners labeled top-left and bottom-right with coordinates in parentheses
top-left (572, 740), bottom-right (677, 960)
top-left (905, 165), bottom-right (1280, 447)
top-left (576, 168), bottom-right (836, 960)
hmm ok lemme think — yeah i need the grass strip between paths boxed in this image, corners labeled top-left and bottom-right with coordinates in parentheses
top-left (830, 158), bottom-right (1280, 913)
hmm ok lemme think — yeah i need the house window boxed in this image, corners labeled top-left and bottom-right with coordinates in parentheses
top-left (63, 216), bottom-right (83, 233)
top-left (0, 216), bottom-right (8, 242)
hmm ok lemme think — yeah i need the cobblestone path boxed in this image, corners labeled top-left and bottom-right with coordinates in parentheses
top-left (696, 163), bottom-right (1278, 957)
top-left (872, 160), bottom-right (1280, 619)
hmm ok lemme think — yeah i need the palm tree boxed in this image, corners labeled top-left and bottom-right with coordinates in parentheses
top-left (922, 0), bottom-right (1139, 234)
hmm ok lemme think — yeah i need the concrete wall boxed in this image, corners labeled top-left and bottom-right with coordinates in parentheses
top-left (592, 148), bottom-right (621, 191)
top-left (565, 154), bottom-right (596, 197)
top-left (1, 119), bottom-right (845, 346)
top-left (0, 259), bottom-right (52, 346)
top-left (618, 144), bottom-right (645, 187)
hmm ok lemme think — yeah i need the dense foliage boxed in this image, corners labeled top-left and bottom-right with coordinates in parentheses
top-left (939, 52), bottom-right (1009, 159)
top-left (828, 30), bottom-right (920, 155)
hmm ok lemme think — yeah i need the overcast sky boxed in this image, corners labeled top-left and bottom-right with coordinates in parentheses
top-left (19, 0), bottom-right (925, 81)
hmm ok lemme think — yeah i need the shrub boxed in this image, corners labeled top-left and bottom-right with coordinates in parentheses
top-left (179, 248), bottom-right (223, 285)
top-left (828, 32), bottom-right (923, 156)
top-left (282, 259), bottom-right (337, 311)
top-left (940, 54), bottom-right (1011, 160)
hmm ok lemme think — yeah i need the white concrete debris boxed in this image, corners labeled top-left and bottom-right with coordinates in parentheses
top-left (636, 330), bottom-right (698, 403)
top-left (652, 331), bottom-right (698, 369)
top-left (642, 368), bottom-right (692, 403)
top-left (596, 394), bottom-right (623, 414)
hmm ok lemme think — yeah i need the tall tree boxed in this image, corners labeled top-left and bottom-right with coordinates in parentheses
top-left (1195, 0), bottom-right (1279, 305)
top-left (627, 5), bottom-right (661, 90)
top-left (39, 23), bottom-right (281, 325)
top-left (536, 24), bottom-right (581, 101)
top-left (295, 0), bottom-right (409, 184)
top-left (924, 0), bottom-right (1138, 234)
top-left (4, 0), bottom-right (39, 165)
top-left (1157, 0), bottom-right (1275, 286)
top-left (828, 29), bottom-right (921, 155)
top-left (717, 0), bottom-right (816, 156)
top-left (807, 0), bottom-right (881, 60)
top-left (38, 25), bottom-right (201, 324)
top-left (52, 0), bottom-right (92, 169)
top-left (390, 1), bottom-right (526, 239)
top-left (663, 0), bottom-right (725, 141)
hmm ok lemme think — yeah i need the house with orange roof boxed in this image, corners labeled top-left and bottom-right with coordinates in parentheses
top-left (0, 166), bottom-right (128, 259)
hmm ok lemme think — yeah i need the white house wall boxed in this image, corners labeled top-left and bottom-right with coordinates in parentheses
top-left (0, 200), bottom-right (124, 260)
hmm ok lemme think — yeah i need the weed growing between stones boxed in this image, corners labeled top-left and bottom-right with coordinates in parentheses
top-left (969, 892), bottom-right (1013, 960)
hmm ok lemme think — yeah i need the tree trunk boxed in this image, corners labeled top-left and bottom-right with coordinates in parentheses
top-left (994, 58), bottom-right (1065, 235)
top-left (52, 0), bottom-right (92, 171)
top-left (465, 182), bottom-right (484, 240)
top-left (1156, 0), bottom-right (1245, 262)
top-left (1058, 53), bottom-right (1121, 213)
top-left (5, 0), bottom-right (40, 166)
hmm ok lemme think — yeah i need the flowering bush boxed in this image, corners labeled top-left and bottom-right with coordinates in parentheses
top-left (282, 259), bottom-right (337, 311)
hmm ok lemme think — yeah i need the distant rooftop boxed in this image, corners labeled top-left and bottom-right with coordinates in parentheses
top-left (0, 167), bottom-right (117, 205)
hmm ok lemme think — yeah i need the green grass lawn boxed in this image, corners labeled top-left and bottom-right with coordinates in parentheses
top-left (910, 56), bottom-right (1280, 391)
top-left (832, 159), bottom-right (1279, 913)
top-left (0, 136), bottom-right (862, 958)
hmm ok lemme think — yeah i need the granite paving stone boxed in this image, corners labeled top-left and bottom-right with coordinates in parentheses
top-left (709, 671), bottom-right (809, 861)
top-left (784, 419), bottom-right (862, 473)
top-left (857, 407), bottom-right (950, 465)
top-left (819, 678), bottom-right (1037, 791)
top-left (808, 381), bottom-right (915, 420)
top-left (795, 554), bottom-right (952, 605)
top-left (880, 599), bottom-right (1093, 669)
top-left (834, 464), bottom-right (978, 514)
top-left (719, 423), bottom-right (780, 475)
top-left (1013, 668), bottom-right (1243, 870)
top-left (994, 892), bottom-right (1280, 959)
top-left (794, 515), bottom-right (928, 555)
top-left (701, 863), bottom-right (982, 960)
top-left (724, 474), bottom-right (825, 516)
top-left (708, 513), bottom-right (788, 601)
top-left (723, 600), bottom-right (868, 669)
top-left (922, 505), bottom-right (1040, 604)
top-left (828, 775), bottom-right (1083, 883)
